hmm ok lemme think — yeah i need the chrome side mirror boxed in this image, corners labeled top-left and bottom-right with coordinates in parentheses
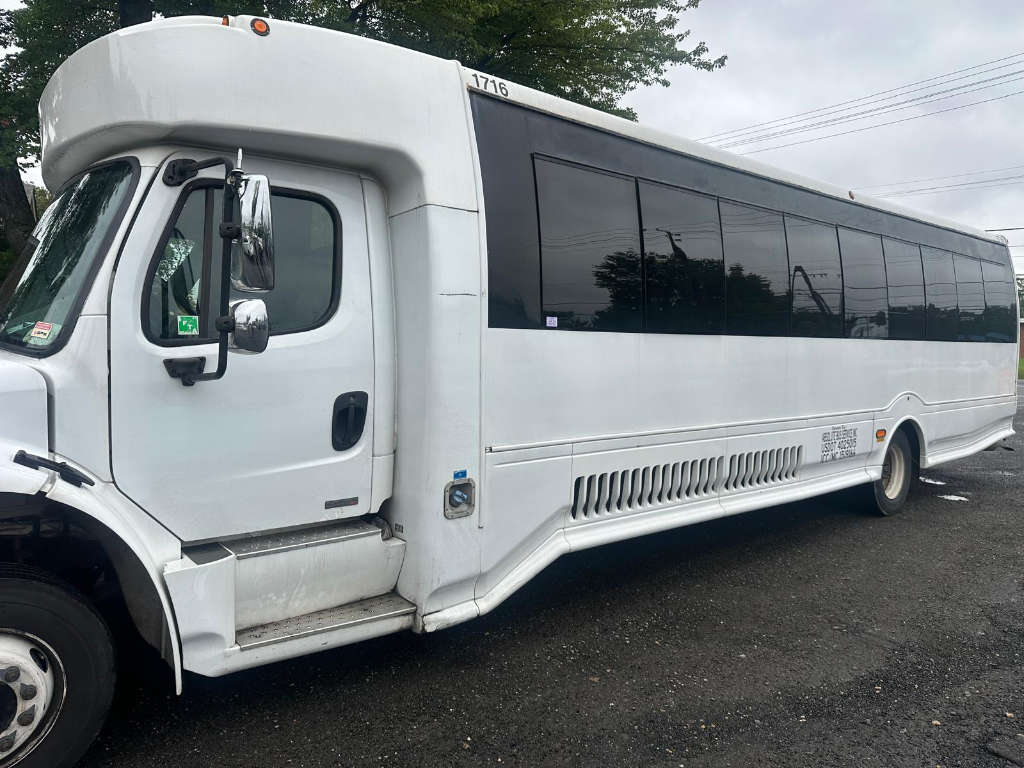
top-left (228, 299), bottom-right (269, 354)
top-left (231, 173), bottom-right (275, 292)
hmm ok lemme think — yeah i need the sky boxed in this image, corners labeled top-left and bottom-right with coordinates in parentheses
top-left (620, 0), bottom-right (1024, 273)
top-left (2, 0), bottom-right (1024, 273)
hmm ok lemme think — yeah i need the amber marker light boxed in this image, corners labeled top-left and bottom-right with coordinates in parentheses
top-left (875, 429), bottom-right (887, 442)
top-left (251, 18), bottom-right (270, 36)
top-left (221, 15), bottom-right (229, 25)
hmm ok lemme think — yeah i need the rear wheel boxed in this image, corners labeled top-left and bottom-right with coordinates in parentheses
top-left (0, 565), bottom-right (115, 768)
top-left (864, 429), bottom-right (914, 515)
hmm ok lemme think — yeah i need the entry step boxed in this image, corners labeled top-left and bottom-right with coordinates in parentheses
top-left (236, 593), bottom-right (415, 651)
top-left (223, 518), bottom-right (382, 560)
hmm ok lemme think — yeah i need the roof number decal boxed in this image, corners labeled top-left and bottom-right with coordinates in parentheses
top-left (470, 73), bottom-right (509, 98)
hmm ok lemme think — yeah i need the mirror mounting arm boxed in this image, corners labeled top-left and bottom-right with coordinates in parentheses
top-left (181, 171), bottom-right (239, 385)
top-left (163, 149), bottom-right (273, 386)
top-left (162, 156), bottom-right (234, 187)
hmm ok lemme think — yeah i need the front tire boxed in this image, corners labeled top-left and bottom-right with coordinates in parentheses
top-left (0, 565), bottom-right (115, 768)
top-left (865, 429), bottom-right (914, 515)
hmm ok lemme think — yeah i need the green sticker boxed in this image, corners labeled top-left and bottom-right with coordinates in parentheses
top-left (177, 315), bottom-right (199, 336)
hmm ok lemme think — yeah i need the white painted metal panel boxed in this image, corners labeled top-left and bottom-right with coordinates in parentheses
top-left (39, 16), bottom-right (478, 217)
top-left (109, 154), bottom-right (375, 541)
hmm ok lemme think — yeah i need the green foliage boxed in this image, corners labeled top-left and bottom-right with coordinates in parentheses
top-left (1, 0), bottom-right (725, 168)
top-left (1019, 355), bottom-right (1024, 381)
top-left (1017, 275), bottom-right (1023, 319)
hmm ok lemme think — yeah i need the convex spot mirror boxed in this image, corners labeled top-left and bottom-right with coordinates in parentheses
top-left (228, 298), bottom-right (269, 354)
top-left (231, 173), bottom-right (275, 292)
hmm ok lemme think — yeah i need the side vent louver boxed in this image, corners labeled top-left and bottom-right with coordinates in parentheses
top-left (570, 445), bottom-right (803, 522)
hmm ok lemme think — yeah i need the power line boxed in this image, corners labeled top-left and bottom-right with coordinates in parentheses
top-left (880, 173), bottom-right (1024, 198)
top-left (697, 50), bottom-right (1024, 142)
top-left (740, 86), bottom-right (1024, 155)
top-left (883, 180), bottom-right (1024, 199)
top-left (708, 66), bottom-right (1024, 148)
top-left (714, 69), bottom-right (1024, 149)
top-left (857, 163), bottom-right (1024, 192)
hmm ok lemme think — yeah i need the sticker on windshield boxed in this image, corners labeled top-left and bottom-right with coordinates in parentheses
top-left (29, 321), bottom-right (53, 340)
top-left (176, 315), bottom-right (199, 336)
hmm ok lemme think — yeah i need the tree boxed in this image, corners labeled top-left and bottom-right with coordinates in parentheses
top-left (0, 1), bottom-right (724, 253)
top-left (1017, 275), bottom-right (1023, 320)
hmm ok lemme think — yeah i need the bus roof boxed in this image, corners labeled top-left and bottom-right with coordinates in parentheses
top-left (39, 15), bottom-right (1002, 245)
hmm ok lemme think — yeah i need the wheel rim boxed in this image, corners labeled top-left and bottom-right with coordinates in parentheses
top-left (881, 443), bottom-right (907, 501)
top-left (0, 631), bottom-right (64, 767)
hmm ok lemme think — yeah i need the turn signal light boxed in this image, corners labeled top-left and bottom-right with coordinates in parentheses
top-left (875, 429), bottom-right (887, 442)
top-left (251, 18), bottom-right (270, 36)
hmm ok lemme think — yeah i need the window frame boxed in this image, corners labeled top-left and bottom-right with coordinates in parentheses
top-left (718, 197), bottom-right (792, 337)
top-left (532, 153), bottom-right (644, 333)
top-left (783, 213), bottom-right (845, 339)
top-left (142, 180), bottom-right (342, 347)
top-left (951, 252), bottom-right (986, 343)
top-left (636, 177), bottom-right (726, 335)
top-left (919, 245), bottom-right (959, 342)
top-left (881, 235), bottom-right (926, 341)
top-left (837, 226), bottom-right (890, 340)
top-left (0, 156), bottom-right (140, 359)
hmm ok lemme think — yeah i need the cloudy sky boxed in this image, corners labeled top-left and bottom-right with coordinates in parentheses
top-left (3, 0), bottom-right (1024, 271)
top-left (621, 0), bottom-right (1024, 273)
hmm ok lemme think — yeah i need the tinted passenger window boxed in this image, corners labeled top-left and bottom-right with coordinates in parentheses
top-left (147, 186), bottom-right (338, 342)
top-left (638, 181), bottom-right (724, 334)
top-left (838, 228), bottom-right (887, 338)
top-left (535, 158), bottom-right (642, 331)
top-left (720, 201), bottom-right (789, 336)
top-left (785, 216), bottom-right (843, 338)
top-left (953, 254), bottom-right (985, 341)
top-left (981, 259), bottom-right (1017, 342)
top-left (920, 246), bottom-right (958, 341)
top-left (882, 238), bottom-right (925, 340)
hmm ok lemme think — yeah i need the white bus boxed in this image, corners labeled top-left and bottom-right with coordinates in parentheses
top-left (0, 15), bottom-right (1017, 767)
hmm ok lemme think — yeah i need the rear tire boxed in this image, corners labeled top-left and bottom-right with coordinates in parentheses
top-left (863, 429), bottom-right (914, 516)
top-left (0, 565), bottom-right (115, 768)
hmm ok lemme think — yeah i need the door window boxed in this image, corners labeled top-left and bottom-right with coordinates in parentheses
top-left (145, 184), bottom-right (339, 343)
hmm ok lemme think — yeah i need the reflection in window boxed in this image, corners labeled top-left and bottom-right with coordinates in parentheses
top-left (148, 188), bottom-right (209, 340)
top-left (981, 259), bottom-right (1017, 342)
top-left (921, 246), bottom-right (958, 341)
top-left (720, 201), bottom-right (790, 336)
top-left (535, 158), bottom-right (642, 331)
top-left (953, 254), bottom-right (985, 341)
top-left (212, 190), bottom-right (336, 335)
top-left (0, 161), bottom-right (135, 351)
top-left (839, 228), bottom-right (888, 338)
top-left (148, 186), bottom-right (338, 343)
top-left (638, 181), bottom-right (724, 334)
top-left (785, 216), bottom-right (843, 338)
top-left (882, 238), bottom-right (925, 340)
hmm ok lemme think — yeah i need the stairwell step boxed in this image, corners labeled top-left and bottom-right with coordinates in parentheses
top-left (236, 593), bottom-right (415, 650)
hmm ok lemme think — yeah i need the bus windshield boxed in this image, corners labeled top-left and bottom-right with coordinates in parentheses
top-left (0, 161), bottom-right (135, 353)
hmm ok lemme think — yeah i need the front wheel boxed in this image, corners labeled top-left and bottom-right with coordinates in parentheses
top-left (0, 565), bottom-right (115, 768)
top-left (864, 429), bottom-right (915, 516)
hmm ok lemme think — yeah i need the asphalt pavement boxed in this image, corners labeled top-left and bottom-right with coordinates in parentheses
top-left (82, 391), bottom-right (1024, 767)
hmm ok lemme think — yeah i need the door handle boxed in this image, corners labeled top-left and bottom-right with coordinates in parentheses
top-left (332, 391), bottom-right (368, 451)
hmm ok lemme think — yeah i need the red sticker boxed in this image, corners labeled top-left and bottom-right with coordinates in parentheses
top-left (29, 321), bottom-right (53, 340)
